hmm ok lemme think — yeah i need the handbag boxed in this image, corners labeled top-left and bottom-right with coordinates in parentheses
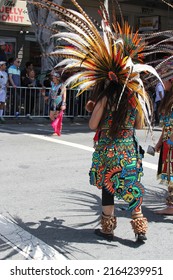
top-left (146, 126), bottom-right (156, 156)
top-left (51, 110), bottom-right (63, 136)
top-left (147, 145), bottom-right (155, 156)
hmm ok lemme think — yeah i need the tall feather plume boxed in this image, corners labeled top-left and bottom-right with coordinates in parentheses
top-left (29, 0), bottom-right (101, 43)
top-left (138, 30), bottom-right (173, 90)
top-left (161, 0), bottom-right (173, 8)
top-left (111, 0), bottom-right (124, 28)
top-left (29, 0), bottom-right (164, 127)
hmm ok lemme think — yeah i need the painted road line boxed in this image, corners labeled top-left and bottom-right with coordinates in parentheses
top-left (37, 128), bottom-right (70, 133)
top-left (24, 133), bottom-right (94, 152)
top-left (142, 161), bottom-right (157, 170)
top-left (25, 133), bottom-right (158, 170)
top-left (0, 128), bottom-right (158, 170)
top-left (0, 215), bottom-right (66, 260)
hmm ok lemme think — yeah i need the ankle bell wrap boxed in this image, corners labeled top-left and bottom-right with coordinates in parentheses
top-left (131, 212), bottom-right (143, 219)
top-left (166, 185), bottom-right (173, 206)
top-left (101, 215), bottom-right (117, 234)
top-left (130, 217), bottom-right (148, 234)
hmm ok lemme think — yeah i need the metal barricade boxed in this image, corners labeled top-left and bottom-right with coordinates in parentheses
top-left (4, 86), bottom-right (91, 118)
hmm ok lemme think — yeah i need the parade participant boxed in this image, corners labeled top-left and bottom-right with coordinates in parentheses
top-left (154, 79), bottom-right (173, 215)
top-left (88, 82), bottom-right (148, 242)
top-left (47, 72), bottom-right (66, 135)
top-left (0, 61), bottom-right (8, 122)
top-left (31, 0), bottom-right (162, 241)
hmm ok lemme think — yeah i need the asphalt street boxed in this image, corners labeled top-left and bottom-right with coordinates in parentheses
top-left (0, 117), bottom-right (172, 261)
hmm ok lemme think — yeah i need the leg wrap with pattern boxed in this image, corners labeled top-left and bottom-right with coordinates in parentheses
top-left (130, 216), bottom-right (148, 234)
top-left (101, 213), bottom-right (117, 234)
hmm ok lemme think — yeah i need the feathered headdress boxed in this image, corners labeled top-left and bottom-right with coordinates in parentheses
top-left (29, 0), bottom-right (163, 125)
top-left (141, 0), bottom-right (173, 87)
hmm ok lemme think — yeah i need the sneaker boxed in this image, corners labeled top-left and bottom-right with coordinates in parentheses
top-left (15, 112), bottom-right (20, 118)
top-left (0, 116), bottom-right (5, 122)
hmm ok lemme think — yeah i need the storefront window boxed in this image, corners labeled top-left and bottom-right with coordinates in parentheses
top-left (0, 37), bottom-right (16, 60)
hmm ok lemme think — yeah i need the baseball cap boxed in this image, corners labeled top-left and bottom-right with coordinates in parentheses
top-left (0, 41), bottom-right (6, 46)
top-left (0, 61), bottom-right (6, 66)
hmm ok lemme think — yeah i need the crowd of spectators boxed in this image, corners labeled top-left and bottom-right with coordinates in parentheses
top-left (0, 40), bottom-right (88, 122)
top-left (0, 40), bottom-right (56, 121)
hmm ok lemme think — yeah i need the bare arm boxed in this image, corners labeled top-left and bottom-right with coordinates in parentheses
top-left (89, 96), bottom-right (107, 130)
top-left (8, 74), bottom-right (16, 88)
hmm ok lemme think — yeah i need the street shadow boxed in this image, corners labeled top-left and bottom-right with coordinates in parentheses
top-left (1, 188), bottom-right (173, 260)
top-left (0, 215), bottom-right (118, 261)
top-left (0, 122), bottom-right (163, 138)
top-left (142, 186), bottom-right (173, 224)
top-left (0, 191), bottom-right (144, 260)
top-left (0, 118), bottom-right (92, 136)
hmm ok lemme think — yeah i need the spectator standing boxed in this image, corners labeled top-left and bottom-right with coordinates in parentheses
top-left (8, 57), bottom-right (21, 116)
top-left (154, 81), bottom-right (164, 126)
top-left (0, 41), bottom-right (7, 62)
top-left (21, 61), bottom-right (34, 83)
top-left (22, 69), bottom-right (41, 119)
top-left (0, 61), bottom-right (8, 122)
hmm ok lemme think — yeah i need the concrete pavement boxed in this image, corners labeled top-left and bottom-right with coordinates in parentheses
top-left (0, 118), bottom-right (172, 261)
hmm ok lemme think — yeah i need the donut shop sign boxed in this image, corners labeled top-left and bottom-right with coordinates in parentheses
top-left (0, 0), bottom-right (31, 25)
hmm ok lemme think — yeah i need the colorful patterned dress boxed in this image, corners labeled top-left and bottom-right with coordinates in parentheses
top-left (89, 107), bottom-right (145, 212)
top-left (157, 110), bottom-right (173, 207)
top-left (49, 83), bottom-right (63, 111)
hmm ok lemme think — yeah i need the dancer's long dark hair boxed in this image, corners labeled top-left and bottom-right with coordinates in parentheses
top-left (93, 81), bottom-right (132, 137)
